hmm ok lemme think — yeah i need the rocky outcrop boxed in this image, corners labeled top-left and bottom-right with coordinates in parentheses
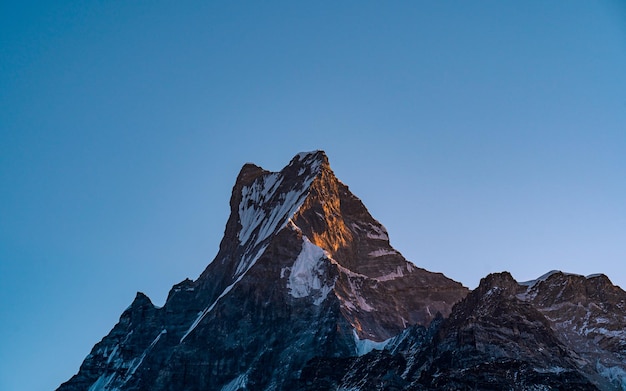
top-left (58, 151), bottom-right (468, 391)
top-left (417, 272), bottom-right (599, 390)
top-left (57, 151), bottom-right (625, 391)
top-left (523, 271), bottom-right (626, 390)
top-left (299, 271), bottom-right (626, 390)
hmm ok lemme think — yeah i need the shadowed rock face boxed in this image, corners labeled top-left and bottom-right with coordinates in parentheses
top-left (523, 272), bottom-right (626, 390)
top-left (418, 272), bottom-right (599, 390)
top-left (58, 151), bottom-right (625, 391)
top-left (57, 151), bottom-right (468, 391)
top-left (299, 272), bottom-right (626, 390)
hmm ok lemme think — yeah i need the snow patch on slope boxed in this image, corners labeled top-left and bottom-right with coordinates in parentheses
top-left (368, 249), bottom-right (398, 258)
top-left (353, 330), bottom-right (391, 356)
top-left (345, 276), bottom-right (375, 312)
top-left (88, 373), bottom-right (117, 391)
top-left (221, 373), bottom-right (248, 391)
top-left (375, 265), bottom-right (408, 282)
top-left (287, 236), bottom-right (334, 305)
top-left (126, 329), bottom-right (166, 379)
top-left (597, 363), bottom-right (626, 391)
top-left (520, 270), bottom-right (600, 288)
top-left (295, 151), bottom-right (324, 173)
top-left (87, 330), bottom-right (167, 390)
top-left (235, 156), bottom-right (323, 276)
top-left (105, 344), bottom-right (119, 365)
top-left (519, 270), bottom-right (563, 287)
top-left (238, 173), bottom-right (283, 245)
top-left (181, 245), bottom-right (268, 342)
top-left (365, 223), bottom-right (389, 240)
top-left (320, 257), bottom-right (376, 312)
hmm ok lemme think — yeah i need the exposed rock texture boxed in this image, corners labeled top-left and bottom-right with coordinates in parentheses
top-left (58, 151), bottom-right (625, 391)
top-left (300, 271), bottom-right (626, 390)
top-left (58, 151), bottom-right (468, 391)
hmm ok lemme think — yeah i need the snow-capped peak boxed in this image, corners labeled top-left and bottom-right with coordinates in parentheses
top-left (519, 270), bottom-right (563, 288)
top-left (234, 151), bottom-right (327, 276)
top-left (519, 270), bottom-right (608, 289)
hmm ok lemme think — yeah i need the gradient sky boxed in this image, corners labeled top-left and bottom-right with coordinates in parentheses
top-left (1, 1), bottom-right (625, 390)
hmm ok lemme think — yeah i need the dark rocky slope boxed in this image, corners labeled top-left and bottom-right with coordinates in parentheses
top-left (58, 151), bottom-right (625, 391)
top-left (58, 151), bottom-right (468, 391)
top-left (300, 272), bottom-right (626, 390)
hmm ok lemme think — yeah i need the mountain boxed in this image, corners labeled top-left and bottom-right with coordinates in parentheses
top-left (57, 151), bottom-right (469, 391)
top-left (301, 271), bottom-right (626, 390)
top-left (58, 151), bottom-right (626, 390)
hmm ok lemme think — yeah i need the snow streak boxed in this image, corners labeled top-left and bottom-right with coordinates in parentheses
top-left (181, 151), bottom-right (325, 342)
top-left (286, 236), bottom-right (334, 305)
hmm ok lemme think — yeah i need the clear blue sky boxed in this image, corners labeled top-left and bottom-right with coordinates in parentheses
top-left (1, 1), bottom-right (625, 390)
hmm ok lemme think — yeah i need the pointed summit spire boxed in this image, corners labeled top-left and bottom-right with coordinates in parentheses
top-left (58, 151), bottom-right (470, 391)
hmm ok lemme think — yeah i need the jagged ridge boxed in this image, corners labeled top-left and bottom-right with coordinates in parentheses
top-left (300, 271), bottom-right (626, 390)
top-left (58, 151), bottom-right (468, 391)
top-left (59, 151), bottom-right (625, 391)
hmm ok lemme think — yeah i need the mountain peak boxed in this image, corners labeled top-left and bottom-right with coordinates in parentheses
top-left (236, 163), bottom-right (267, 187)
top-left (238, 150), bottom-right (328, 188)
top-left (292, 149), bottom-right (327, 161)
top-left (474, 271), bottom-right (524, 296)
top-left (58, 151), bottom-right (469, 391)
top-left (57, 152), bottom-right (626, 391)
top-left (200, 152), bottom-right (468, 335)
top-left (218, 152), bottom-right (467, 337)
top-left (292, 149), bottom-right (329, 164)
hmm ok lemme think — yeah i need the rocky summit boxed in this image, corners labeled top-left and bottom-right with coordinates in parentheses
top-left (58, 151), bottom-right (625, 391)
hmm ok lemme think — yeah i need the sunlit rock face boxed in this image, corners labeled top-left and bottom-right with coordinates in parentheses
top-left (58, 151), bottom-right (626, 391)
top-left (57, 151), bottom-right (468, 391)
